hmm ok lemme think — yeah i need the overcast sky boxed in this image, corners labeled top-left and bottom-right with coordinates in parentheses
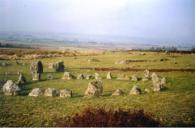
top-left (0, 0), bottom-right (195, 45)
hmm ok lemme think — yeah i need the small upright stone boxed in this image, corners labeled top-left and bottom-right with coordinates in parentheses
top-left (52, 61), bottom-right (65, 72)
top-left (84, 80), bottom-right (103, 97)
top-left (129, 85), bottom-right (141, 95)
top-left (106, 72), bottom-right (112, 79)
top-left (117, 74), bottom-right (129, 80)
top-left (3, 80), bottom-right (20, 96)
top-left (44, 88), bottom-right (59, 97)
top-left (60, 89), bottom-right (72, 98)
top-left (77, 74), bottom-right (85, 80)
top-left (131, 75), bottom-right (138, 81)
top-left (94, 73), bottom-right (101, 80)
top-left (30, 61), bottom-right (43, 81)
top-left (86, 74), bottom-right (94, 80)
top-left (112, 89), bottom-right (124, 96)
top-left (143, 69), bottom-right (150, 81)
top-left (17, 73), bottom-right (26, 85)
top-left (62, 72), bottom-right (76, 80)
top-left (29, 88), bottom-right (43, 97)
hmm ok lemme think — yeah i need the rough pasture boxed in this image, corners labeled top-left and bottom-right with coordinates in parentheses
top-left (0, 49), bottom-right (195, 126)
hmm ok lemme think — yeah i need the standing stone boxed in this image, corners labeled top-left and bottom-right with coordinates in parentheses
top-left (143, 69), bottom-right (150, 81)
top-left (84, 80), bottom-right (103, 96)
top-left (129, 85), bottom-right (141, 95)
top-left (28, 88), bottom-right (43, 97)
top-left (17, 73), bottom-right (26, 85)
top-left (77, 74), bottom-right (85, 80)
top-left (151, 73), bottom-right (166, 92)
top-left (60, 89), bottom-right (72, 97)
top-left (131, 75), bottom-right (138, 81)
top-left (112, 89), bottom-right (124, 96)
top-left (44, 88), bottom-right (59, 97)
top-left (62, 72), bottom-right (76, 80)
top-left (106, 72), bottom-right (112, 79)
top-left (30, 61), bottom-right (43, 81)
top-left (86, 74), bottom-right (94, 80)
top-left (2, 80), bottom-right (20, 96)
top-left (144, 88), bottom-right (150, 93)
top-left (51, 61), bottom-right (65, 72)
top-left (117, 74), bottom-right (129, 80)
top-left (94, 73), bottom-right (101, 80)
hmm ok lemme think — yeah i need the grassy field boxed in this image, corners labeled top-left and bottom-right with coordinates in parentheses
top-left (0, 50), bottom-right (195, 126)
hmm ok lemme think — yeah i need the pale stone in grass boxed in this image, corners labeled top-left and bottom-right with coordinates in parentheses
top-left (29, 88), bottom-right (43, 97)
top-left (129, 85), bottom-right (141, 95)
top-left (86, 74), bottom-right (94, 80)
top-left (112, 89), bottom-right (124, 96)
top-left (117, 74), bottom-right (129, 80)
top-left (60, 89), bottom-right (72, 98)
top-left (131, 75), bottom-right (138, 81)
top-left (44, 88), bottom-right (59, 97)
top-left (77, 74), bottom-right (85, 80)
top-left (85, 80), bottom-right (103, 97)
top-left (106, 72), bottom-right (112, 79)
top-left (3, 80), bottom-right (20, 96)
top-left (62, 72), bottom-right (76, 80)
top-left (17, 73), bottom-right (26, 85)
top-left (94, 73), bottom-right (101, 80)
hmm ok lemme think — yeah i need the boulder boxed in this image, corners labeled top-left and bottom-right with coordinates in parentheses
top-left (129, 85), bottom-right (141, 95)
top-left (17, 73), bottom-right (26, 85)
top-left (86, 74), bottom-right (94, 80)
top-left (28, 88), bottom-right (43, 97)
top-left (77, 74), bottom-right (85, 80)
top-left (131, 75), bottom-right (138, 81)
top-left (84, 80), bottom-right (103, 96)
top-left (106, 72), bottom-right (112, 79)
top-left (62, 72), bottom-right (76, 80)
top-left (44, 88), bottom-right (59, 97)
top-left (50, 61), bottom-right (65, 72)
top-left (117, 74), bottom-right (129, 80)
top-left (112, 89), bottom-right (124, 96)
top-left (2, 80), bottom-right (20, 96)
top-left (94, 73), bottom-right (101, 80)
top-left (60, 89), bottom-right (72, 97)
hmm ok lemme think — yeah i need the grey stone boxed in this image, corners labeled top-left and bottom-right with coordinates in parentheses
top-left (77, 74), bottom-right (85, 80)
top-left (60, 89), bottom-right (72, 97)
top-left (112, 89), bottom-right (124, 96)
top-left (94, 73), bottom-right (101, 80)
top-left (84, 80), bottom-right (103, 96)
top-left (129, 85), bottom-right (141, 95)
top-left (29, 88), bottom-right (43, 97)
top-left (86, 74), bottom-right (94, 80)
top-left (117, 74), bottom-right (129, 80)
top-left (17, 73), bottom-right (26, 85)
top-left (62, 72), bottom-right (76, 80)
top-left (3, 80), bottom-right (20, 96)
top-left (44, 88), bottom-right (59, 97)
top-left (131, 75), bottom-right (138, 81)
top-left (106, 72), bottom-right (112, 79)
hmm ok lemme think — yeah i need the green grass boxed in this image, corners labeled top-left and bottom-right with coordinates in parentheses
top-left (0, 51), bottom-right (195, 126)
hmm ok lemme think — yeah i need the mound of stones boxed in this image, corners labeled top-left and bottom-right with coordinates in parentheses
top-left (85, 80), bottom-right (103, 97)
top-left (2, 80), bottom-right (20, 96)
top-left (129, 85), bottom-right (141, 95)
top-left (112, 89), bottom-right (124, 96)
top-left (29, 88), bottom-right (43, 97)
top-left (62, 72), bottom-right (76, 80)
top-left (49, 61), bottom-right (65, 72)
top-left (30, 61), bottom-right (43, 81)
top-left (60, 89), bottom-right (72, 98)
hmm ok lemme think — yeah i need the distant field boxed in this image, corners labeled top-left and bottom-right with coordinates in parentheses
top-left (0, 49), bottom-right (195, 126)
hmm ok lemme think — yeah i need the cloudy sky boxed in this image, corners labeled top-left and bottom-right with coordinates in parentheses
top-left (0, 0), bottom-right (195, 45)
